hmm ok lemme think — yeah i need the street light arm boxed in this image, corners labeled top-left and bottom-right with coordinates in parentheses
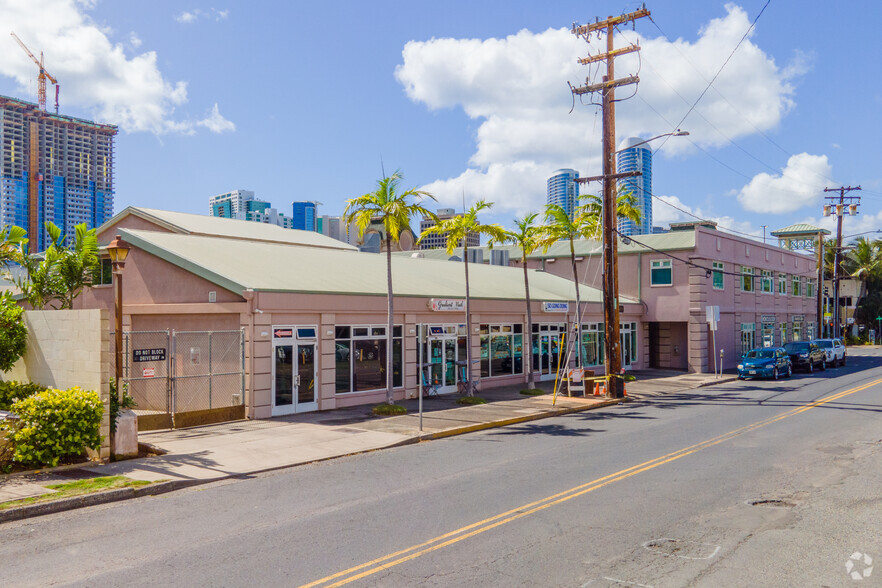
top-left (615, 130), bottom-right (689, 154)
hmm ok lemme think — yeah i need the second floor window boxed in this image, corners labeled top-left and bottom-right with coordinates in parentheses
top-left (651, 259), bottom-right (672, 286)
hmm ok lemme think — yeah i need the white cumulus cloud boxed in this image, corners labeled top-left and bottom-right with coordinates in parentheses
top-left (736, 153), bottom-right (831, 213)
top-left (197, 103), bottom-right (235, 133)
top-left (175, 8), bottom-right (229, 24)
top-left (395, 4), bottom-right (805, 216)
top-left (0, 0), bottom-right (234, 135)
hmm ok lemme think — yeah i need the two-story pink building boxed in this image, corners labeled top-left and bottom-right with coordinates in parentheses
top-left (416, 221), bottom-right (820, 373)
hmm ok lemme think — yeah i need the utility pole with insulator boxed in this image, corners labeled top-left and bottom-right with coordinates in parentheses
top-left (823, 185), bottom-right (861, 339)
top-left (570, 6), bottom-right (649, 398)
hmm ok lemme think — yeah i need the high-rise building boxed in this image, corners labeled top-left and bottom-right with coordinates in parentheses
top-left (617, 137), bottom-right (653, 236)
top-left (291, 201), bottom-right (320, 231)
top-left (0, 95), bottom-right (117, 250)
top-left (209, 190), bottom-right (294, 229)
top-left (419, 208), bottom-right (480, 250)
top-left (546, 169), bottom-right (580, 220)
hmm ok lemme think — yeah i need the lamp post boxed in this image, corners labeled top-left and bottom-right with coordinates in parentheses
top-left (106, 235), bottom-right (130, 401)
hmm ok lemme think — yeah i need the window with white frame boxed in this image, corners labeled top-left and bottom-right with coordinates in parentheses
top-left (807, 278), bottom-right (816, 297)
top-left (740, 266), bottom-right (754, 292)
top-left (651, 259), bottom-right (672, 286)
top-left (480, 324), bottom-right (524, 378)
top-left (334, 325), bottom-right (403, 393)
top-left (792, 275), bottom-right (801, 297)
top-left (761, 270), bottom-right (773, 293)
top-left (712, 261), bottom-right (724, 290)
top-left (740, 323), bottom-right (756, 355)
top-left (778, 273), bottom-right (787, 294)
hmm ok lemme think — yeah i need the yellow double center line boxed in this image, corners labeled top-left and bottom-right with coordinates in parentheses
top-left (301, 378), bottom-right (882, 588)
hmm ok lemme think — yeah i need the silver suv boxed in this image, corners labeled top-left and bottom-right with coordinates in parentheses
top-left (814, 338), bottom-right (846, 367)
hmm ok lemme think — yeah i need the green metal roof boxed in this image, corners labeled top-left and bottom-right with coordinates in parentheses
top-left (119, 228), bottom-right (632, 304)
top-left (770, 223), bottom-right (831, 237)
top-left (99, 207), bottom-right (357, 251)
top-left (396, 231), bottom-right (695, 262)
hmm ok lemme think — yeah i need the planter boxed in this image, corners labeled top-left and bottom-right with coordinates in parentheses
top-left (112, 409), bottom-right (139, 459)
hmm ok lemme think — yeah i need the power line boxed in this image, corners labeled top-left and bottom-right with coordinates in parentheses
top-left (655, 0), bottom-right (772, 152)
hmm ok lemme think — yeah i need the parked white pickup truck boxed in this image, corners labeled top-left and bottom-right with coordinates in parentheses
top-left (814, 338), bottom-right (847, 366)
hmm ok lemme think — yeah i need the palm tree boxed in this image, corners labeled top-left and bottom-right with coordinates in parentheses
top-left (418, 200), bottom-right (506, 396)
top-left (494, 213), bottom-right (541, 389)
top-left (343, 172), bottom-right (436, 405)
top-left (0, 225), bottom-right (26, 271)
top-left (539, 190), bottom-right (641, 368)
top-left (844, 237), bottom-right (882, 281)
top-left (51, 222), bottom-right (100, 310)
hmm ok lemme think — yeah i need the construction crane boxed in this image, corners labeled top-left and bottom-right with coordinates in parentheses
top-left (10, 32), bottom-right (59, 113)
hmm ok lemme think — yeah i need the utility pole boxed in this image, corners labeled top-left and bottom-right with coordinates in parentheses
top-left (824, 185), bottom-right (861, 339)
top-left (816, 231), bottom-right (824, 339)
top-left (571, 6), bottom-right (649, 399)
top-left (760, 225), bottom-right (768, 244)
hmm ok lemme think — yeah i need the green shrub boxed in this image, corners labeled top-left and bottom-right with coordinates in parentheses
top-left (0, 291), bottom-right (27, 372)
top-left (519, 388), bottom-right (545, 396)
top-left (456, 396), bottom-right (487, 405)
top-left (372, 403), bottom-right (407, 416)
top-left (10, 387), bottom-right (104, 467)
top-left (109, 377), bottom-right (136, 434)
top-left (0, 380), bottom-right (47, 411)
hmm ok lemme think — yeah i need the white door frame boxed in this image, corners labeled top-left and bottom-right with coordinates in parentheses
top-left (272, 325), bottom-right (318, 416)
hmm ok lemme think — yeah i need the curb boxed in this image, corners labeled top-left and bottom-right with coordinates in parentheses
top-left (0, 396), bottom-right (627, 523)
top-left (0, 478), bottom-right (201, 524)
top-left (423, 397), bottom-right (626, 440)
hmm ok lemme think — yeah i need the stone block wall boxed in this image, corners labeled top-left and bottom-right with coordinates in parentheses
top-left (4, 309), bottom-right (111, 460)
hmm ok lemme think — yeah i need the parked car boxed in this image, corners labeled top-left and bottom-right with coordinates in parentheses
top-left (783, 341), bottom-right (826, 373)
top-left (813, 338), bottom-right (847, 367)
top-left (737, 347), bottom-right (792, 380)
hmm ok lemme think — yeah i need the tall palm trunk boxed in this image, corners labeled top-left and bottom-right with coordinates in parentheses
top-left (385, 234), bottom-right (394, 405)
top-left (463, 243), bottom-right (474, 396)
top-left (522, 246), bottom-right (535, 388)
top-left (570, 239), bottom-right (582, 368)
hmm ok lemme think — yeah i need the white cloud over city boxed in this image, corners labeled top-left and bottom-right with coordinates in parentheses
top-left (396, 4), bottom-right (805, 217)
top-left (0, 0), bottom-right (234, 135)
top-left (736, 153), bottom-right (831, 214)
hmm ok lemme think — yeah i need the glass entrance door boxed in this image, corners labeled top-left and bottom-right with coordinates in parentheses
top-left (273, 340), bottom-right (317, 416)
top-left (427, 336), bottom-right (459, 392)
top-left (532, 334), bottom-right (561, 377)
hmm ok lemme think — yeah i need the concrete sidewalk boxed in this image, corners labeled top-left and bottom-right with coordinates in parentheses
top-left (0, 369), bottom-right (735, 516)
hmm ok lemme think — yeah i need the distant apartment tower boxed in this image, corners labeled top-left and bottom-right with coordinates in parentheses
top-left (0, 95), bottom-right (117, 250)
top-left (617, 137), bottom-right (653, 236)
top-left (546, 169), bottom-right (580, 220)
top-left (291, 201), bottom-right (320, 231)
top-left (419, 208), bottom-right (480, 250)
top-left (209, 190), bottom-right (294, 229)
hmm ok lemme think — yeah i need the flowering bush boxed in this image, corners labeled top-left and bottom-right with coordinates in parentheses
top-left (9, 387), bottom-right (103, 467)
top-left (0, 380), bottom-right (47, 411)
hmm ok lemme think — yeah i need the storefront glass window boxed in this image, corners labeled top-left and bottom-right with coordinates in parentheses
top-left (335, 325), bottom-right (403, 393)
top-left (480, 324), bottom-right (524, 377)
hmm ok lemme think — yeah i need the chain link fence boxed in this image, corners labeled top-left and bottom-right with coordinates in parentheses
top-left (112, 329), bottom-right (245, 429)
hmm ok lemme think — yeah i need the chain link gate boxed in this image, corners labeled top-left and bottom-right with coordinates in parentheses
top-left (114, 329), bottom-right (245, 430)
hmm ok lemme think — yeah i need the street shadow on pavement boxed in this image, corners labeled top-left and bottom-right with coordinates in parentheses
top-left (487, 422), bottom-right (606, 437)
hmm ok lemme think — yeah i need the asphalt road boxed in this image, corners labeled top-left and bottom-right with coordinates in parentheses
top-left (2, 350), bottom-right (881, 588)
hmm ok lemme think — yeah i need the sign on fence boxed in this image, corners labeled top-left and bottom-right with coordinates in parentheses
top-left (133, 348), bottom-right (166, 362)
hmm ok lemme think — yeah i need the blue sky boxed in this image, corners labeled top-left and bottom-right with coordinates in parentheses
top-left (1, 0), bottom-right (881, 240)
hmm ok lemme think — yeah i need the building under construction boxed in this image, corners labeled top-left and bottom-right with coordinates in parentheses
top-left (0, 94), bottom-right (117, 250)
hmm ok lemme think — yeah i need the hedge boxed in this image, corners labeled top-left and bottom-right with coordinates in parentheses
top-left (8, 387), bottom-right (103, 467)
top-left (0, 380), bottom-right (47, 411)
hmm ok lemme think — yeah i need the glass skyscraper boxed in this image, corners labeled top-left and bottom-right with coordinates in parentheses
top-left (546, 169), bottom-right (580, 219)
top-left (616, 137), bottom-right (652, 236)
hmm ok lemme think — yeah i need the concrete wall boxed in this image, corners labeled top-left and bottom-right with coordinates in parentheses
top-left (3, 310), bottom-right (111, 460)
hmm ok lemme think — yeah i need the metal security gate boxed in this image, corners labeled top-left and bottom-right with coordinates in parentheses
top-left (115, 329), bottom-right (245, 430)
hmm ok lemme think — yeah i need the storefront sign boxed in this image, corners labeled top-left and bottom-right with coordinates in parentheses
top-left (132, 348), bottom-right (165, 362)
top-left (430, 299), bottom-right (465, 312)
top-left (760, 315), bottom-right (776, 323)
top-left (542, 302), bottom-right (569, 313)
top-left (792, 315), bottom-right (805, 322)
top-left (142, 367), bottom-right (155, 378)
